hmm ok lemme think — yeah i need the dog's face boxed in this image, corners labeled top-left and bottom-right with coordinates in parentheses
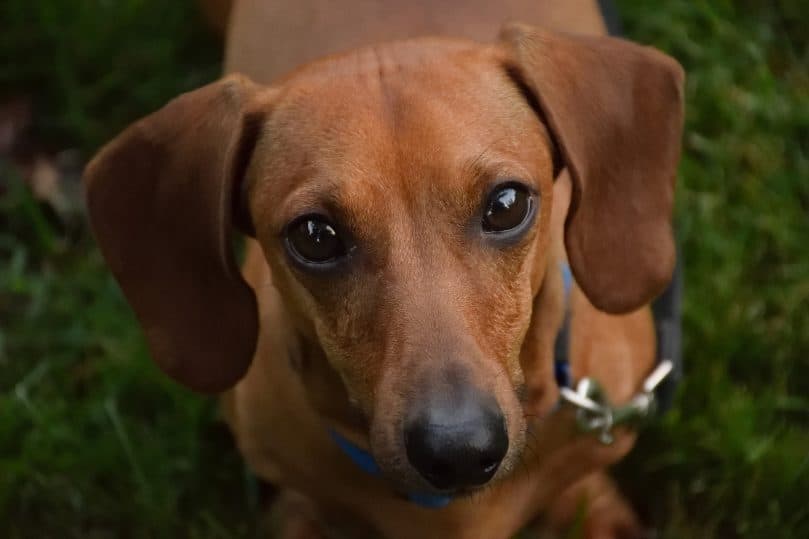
top-left (84, 25), bottom-right (683, 496)
top-left (248, 40), bottom-right (555, 492)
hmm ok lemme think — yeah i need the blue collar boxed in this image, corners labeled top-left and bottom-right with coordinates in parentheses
top-left (554, 263), bottom-right (575, 389)
top-left (327, 430), bottom-right (453, 509)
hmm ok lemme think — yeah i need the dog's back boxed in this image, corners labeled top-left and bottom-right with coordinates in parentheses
top-left (223, 0), bottom-right (609, 82)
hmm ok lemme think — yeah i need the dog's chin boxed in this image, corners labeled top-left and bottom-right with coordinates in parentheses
top-left (379, 461), bottom-right (522, 503)
top-left (380, 466), bottom-right (486, 500)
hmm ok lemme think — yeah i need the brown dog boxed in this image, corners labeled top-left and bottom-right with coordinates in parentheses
top-left (83, 1), bottom-right (684, 537)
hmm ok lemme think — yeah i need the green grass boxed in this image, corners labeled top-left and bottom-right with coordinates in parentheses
top-left (1, 0), bottom-right (807, 537)
top-left (614, 1), bottom-right (809, 537)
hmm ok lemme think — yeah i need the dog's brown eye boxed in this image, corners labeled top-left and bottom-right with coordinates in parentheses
top-left (482, 184), bottom-right (534, 233)
top-left (286, 215), bottom-right (347, 264)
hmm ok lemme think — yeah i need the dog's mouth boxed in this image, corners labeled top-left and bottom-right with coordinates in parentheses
top-left (359, 413), bottom-right (518, 505)
top-left (381, 446), bottom-right (520, 507)
top-left (332, 423), bottom-right (508, 497)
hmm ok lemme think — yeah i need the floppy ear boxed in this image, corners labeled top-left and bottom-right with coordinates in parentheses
top-left (83, 75), bottom-right (268, 393)
top-left (499, 23), bottom-right (685, 313)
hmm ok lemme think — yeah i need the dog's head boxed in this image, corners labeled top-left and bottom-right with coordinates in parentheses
top-left (84, 24), bottom-right (683, 496)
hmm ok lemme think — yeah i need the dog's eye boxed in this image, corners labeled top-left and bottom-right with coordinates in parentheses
top-left (286, 215), bottom-right (347, 264)
top-left (482, 184), bottom-right (534, 233)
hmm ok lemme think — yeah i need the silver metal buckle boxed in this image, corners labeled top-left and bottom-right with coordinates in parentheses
top-left (559, 360), bottom-right (674, 445)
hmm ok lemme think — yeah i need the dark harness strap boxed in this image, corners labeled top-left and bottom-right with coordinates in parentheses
top-left (651, 254), bottom-right (684, 413)
top-left (597, 0), bottom-right (624, 36)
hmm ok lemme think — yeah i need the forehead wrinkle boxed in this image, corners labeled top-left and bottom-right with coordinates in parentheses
top-left (273, 69), bottom-right (411, 243)
top-left (388, 133), bottom-right (540, 237)
top-left (271, 41), bottom-right (553, 250)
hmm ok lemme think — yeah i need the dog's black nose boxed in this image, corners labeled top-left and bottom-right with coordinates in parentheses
top-left (404, 387), bottom-right (508, 490)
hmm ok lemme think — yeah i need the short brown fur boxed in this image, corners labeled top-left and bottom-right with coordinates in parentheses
top-left (83, 2), bottom-right (683, 537)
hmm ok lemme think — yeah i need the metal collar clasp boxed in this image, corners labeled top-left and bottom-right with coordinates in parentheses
top-left (559, 360), bottom-right (674, 445)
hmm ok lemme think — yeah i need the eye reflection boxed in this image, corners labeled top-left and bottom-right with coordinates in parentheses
top-left (482, 184), bottom-right (533, 233)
